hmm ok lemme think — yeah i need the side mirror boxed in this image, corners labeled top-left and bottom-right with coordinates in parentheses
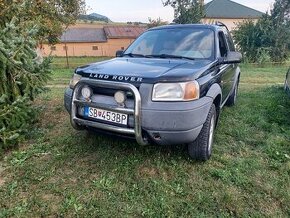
top-left (116, 50), bottom-right (124, 57)
top-left (219, 51), bottom-right (242, 64)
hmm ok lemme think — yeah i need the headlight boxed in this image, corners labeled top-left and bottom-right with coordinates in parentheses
top-left (69, 73), bottom-right (82, 89)
top-left (114, 91), bottom-right (127, 105)
top-left (152, 81), bottom-right (199, 101)
top-left (81, 86), bottom-right (93, 99)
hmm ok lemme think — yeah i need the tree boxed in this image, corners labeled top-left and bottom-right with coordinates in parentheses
top-left (0, 0), bottom-right (85, 149)
top-left (233, 0), bottom-right (290, 63)
top-left (233, 15), bottom-right (273, 63)
top-left (0, 18), bottom-right (51, 148)
top-left (269, 0), bottom-right (290, 62)
top-left (147, 17), bottom-right (169, 28)
top-left (0, 0), bottom-right (86, 43)
top-left (163, 0), bottom-right (205, 24)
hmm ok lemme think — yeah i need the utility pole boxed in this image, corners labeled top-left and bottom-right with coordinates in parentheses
top-left (64, 41), bottom-right (69, 69)
top-left (63, 29), bottom-right (69, 69)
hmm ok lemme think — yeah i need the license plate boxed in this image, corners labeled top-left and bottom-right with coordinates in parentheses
top-left (84, 107), bottom-right (128, 125)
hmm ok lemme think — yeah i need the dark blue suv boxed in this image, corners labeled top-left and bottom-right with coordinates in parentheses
top-left (64, 24), bottom-right (242, 161)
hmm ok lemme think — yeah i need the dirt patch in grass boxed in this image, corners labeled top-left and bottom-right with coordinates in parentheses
top-left (0, 164), bottom-right (6, 187)
top-left (35, 95), bottom-right (65, 125)
top-left (138, 166), bottom-right (159, 177)
top-left (34, 94), bottom-right (70, 141)
top-left (137, 164), bottom-right (171, 181)
top-left (42, 193), bottom-right (62, 213)
top-left (0, 178), bottom-right (5, 187)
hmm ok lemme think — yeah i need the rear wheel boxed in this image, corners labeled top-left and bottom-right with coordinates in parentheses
top-left (188, 104), bottom-right (216, 161)
top-left (226, 80), bottom-right (239, 106)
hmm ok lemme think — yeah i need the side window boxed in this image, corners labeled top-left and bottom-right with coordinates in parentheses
top-left (218, 32), bottom-right (228, 57)
top-left (224, 31), bottom-right (235, 51)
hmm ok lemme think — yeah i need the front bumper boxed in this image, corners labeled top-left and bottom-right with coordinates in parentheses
top-left (64, 80), bottom-right (213, 145)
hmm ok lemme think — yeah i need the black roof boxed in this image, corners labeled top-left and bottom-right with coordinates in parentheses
top-left (149, 24), bottom-right (221, 31)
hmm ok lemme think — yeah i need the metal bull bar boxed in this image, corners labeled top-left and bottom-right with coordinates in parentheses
top-left (70, 79), bottom-right (148, 146)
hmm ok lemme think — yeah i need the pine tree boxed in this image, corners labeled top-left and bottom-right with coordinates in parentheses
top-left (0, 17), bottom-right (51, 149)
top-left (0, 0), bottom-right (85, 150)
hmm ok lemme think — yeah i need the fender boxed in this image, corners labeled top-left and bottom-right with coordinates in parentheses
top-left (205, 83), bottom-right (222, 125)
top-left (231, 66), bottom-right (241, 93)
top-left (206, 83), bottom-right (222, 100)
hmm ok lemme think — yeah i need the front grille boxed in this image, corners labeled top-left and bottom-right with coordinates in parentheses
top-left (70, 79), bottom-right (148, 145)
top-left (91, 87), bottom-right (136, 100)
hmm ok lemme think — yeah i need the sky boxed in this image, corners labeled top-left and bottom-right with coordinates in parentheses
top-left (85, 0), bottom-right (275, 23)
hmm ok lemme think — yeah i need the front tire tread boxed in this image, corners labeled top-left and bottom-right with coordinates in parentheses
top-left (188, 104), bottom-right (216, 161)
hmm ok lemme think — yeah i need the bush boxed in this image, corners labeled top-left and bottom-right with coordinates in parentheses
top-left (257, 48), bottom-right (271, 67)
top-left (233, 15), bottom-right (286, 63)
top-left (0, 18), bottom-right (51, 150)
top-left (0, 0), bottom-right (85, 152)
top-left (147, 17), bottom-right (168, 28)
top-left (233, 0), bottom-right (290, 63)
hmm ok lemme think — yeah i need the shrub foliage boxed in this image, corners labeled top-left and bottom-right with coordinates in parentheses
top-left (233, 0), bottom-right (290, 63)
top-left (0, 0), bottom-right (85, 151)
top-left (0, 0), bottom-right (86, 44)
top-left (147, 17), bottom-right (169, 28)
top-left (163, 0), bottom-right (204, 24)
top-left (0, 18), bottom-right (51, 149)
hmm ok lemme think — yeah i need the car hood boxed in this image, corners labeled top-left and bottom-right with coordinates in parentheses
top-left (76, 57), bottom-right (214, 83)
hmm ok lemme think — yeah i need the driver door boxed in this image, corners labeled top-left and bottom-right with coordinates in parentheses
top-left (218, 31), bottom-right (235, 103)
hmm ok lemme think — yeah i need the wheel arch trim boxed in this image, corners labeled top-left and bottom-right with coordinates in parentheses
top-left (206, 83), bottom-right (222, 103)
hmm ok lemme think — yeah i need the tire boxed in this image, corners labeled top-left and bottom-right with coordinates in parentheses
top-left (226, 80), bottom-right (239, 107)
top-left (188, 104), bottom-right (216, 161)
top-left (70, 119), bottom-right (85, 130)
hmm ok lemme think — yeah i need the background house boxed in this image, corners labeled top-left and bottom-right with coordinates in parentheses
top-left (41, 25), bottom-right (146, 57)
top-left (202, 0), bottom-right (264, 31)
top-left (42, 28), bottom-right (107, 57)
top-left (42, 0), bottom-right (265, 57)
top-left (103, 26), bottom-right (145, 56)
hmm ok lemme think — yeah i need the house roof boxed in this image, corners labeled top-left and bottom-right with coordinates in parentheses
top-left (205, 0), bottom-right (264, 19)
top-left (104, 26), bottom-right (146, 39)
top-left (60, 28), bottom-right (107, 43)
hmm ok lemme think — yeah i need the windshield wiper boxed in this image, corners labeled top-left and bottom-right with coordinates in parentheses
top-left (122, 53), bottom-right (146, 58)
top-left (146, 54), bottom-right (195, 61)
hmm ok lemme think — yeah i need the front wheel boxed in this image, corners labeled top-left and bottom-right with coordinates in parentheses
top-left (188, 104), bottom-right (216, 161)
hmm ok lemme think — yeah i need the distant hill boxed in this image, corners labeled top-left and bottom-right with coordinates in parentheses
top-left (78, 13), bottom-right (112, 23)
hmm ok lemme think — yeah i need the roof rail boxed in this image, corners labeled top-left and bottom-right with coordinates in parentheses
top-left (215, 21), bottom-right (230, 32)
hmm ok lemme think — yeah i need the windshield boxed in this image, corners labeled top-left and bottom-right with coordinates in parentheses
top-left (124, 28), bottom-right (215, 60)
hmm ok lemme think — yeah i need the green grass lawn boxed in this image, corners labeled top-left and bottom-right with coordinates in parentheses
top-left (0, 59), bottom-right (289, 217)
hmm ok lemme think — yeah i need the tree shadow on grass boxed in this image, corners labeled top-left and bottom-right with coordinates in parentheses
top-left (262, 86), bottom-right (290, 128)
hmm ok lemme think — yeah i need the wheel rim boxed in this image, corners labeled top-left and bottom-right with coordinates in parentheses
top-left (208, 115), bottom-right (215, 156)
